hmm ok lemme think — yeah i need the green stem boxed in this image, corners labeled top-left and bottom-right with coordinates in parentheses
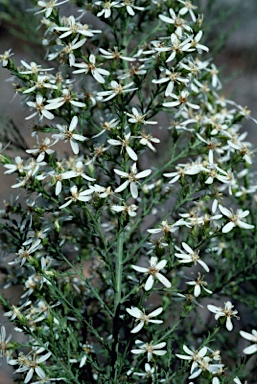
top-left (114, 230), bottom-right (124, 312)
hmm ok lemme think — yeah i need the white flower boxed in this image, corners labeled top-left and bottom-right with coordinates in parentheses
top-left (207, 301), bottom-right (239, 331)
top-left (147, 218), bottom-right (189, 235)
top-left (111, 203), bottom-right (138, 217)
top-left (178, 0), bottom-right (198, 22)
top-left (131, 339), bottom-right (167, 361)
top-left (9, 349), bottom-right (52, 384)
top-left (155, 33), bottom-right (193, 63)
top-left (0, 49), bottom-right (14, 67)
top-left (131, 256), bottom-right (171, 291)
top-left (175, 242), bottom-right (209, 272)
top-left (137, 132), bottom-right (160, 152)
top-left (114, 162), bottom-right (151, 199)
top-left (163, 90), bottom-right (200, 110)
top-left (46, 88), bottom-right (86, 109)
top-left (186, 273), bottom-right (213, 297)
top-left (239, 329), bottom-right (257, 354)
top-left (54, 16), bottom-right (101, 39)
top-left (152, 67), bottom-right (189, 97)
top-left (163, 163), bottom-right (203, 183)
top-left (59, 185), bottom-right (92, 209)
top-left (159, 8), bottom-right (192, 37)
top-left (97, 81), bottom-right (137, 102)
top-left (73, 54), bottom-right (110, 83)
top-left (108, 132), bottom-right (137, 161)
top-left (99, 47), bottom-right (135, 62)
top-left (176, 345), bottom-right (208, 374)
top-left (125, 107), bottom-right (158, 125)
top-left (19, 60), bottom-right (53, 75)
top-left (26, 94), bottom-right (56, 121)
top-left (0, 325), bottom-right (12, 364)
top-left (36, 0), bottom-right (69, 18)
top-left (53, 116), bottom-right (87, 155)
top-left (119, 1), bottom-right (144, 16)
top-left (126, 306), bottom-right (163, 333)
top-left (219, 204), bottom-right (254, 233)
top-left (95, 1), bottom-right (121, 18)
top-left (26, 137), bottom-right (57, 162)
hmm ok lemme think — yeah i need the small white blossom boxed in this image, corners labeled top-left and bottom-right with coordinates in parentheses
top-left (53, 116), bottom-right (87, 155)
top-left (114, 162), bottom-right (151, 199)
top-left (132, 256), bottom-right (171, 291)
top-left (219, 204), bottom-right (254, 233)
top-left (131, 339), bottom-right (167, 361)
top-left (239, 329), bottom-right (257, 354)
top-left (207, 301), bottom-right (239, 331)
top-left (175, 242), bottom-right (209, 272)
top-left (126, 306), bottom-right (163, 333)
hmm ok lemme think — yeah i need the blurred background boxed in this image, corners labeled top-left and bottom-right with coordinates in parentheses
top-left (0, 0), bottom-right (257, 382)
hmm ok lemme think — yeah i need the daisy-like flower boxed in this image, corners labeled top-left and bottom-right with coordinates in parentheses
top-left (190, 31), bottom-right (209, 53)
top-left (54, 16), bottom-right (101, 39)
top-left (19, 60), bottom-right (53, 75)
top-left (136, 132), bottom-right (160, 152)
top-left (159, 8), bottom-right (192, 37)
top-left (4, 156), bottom-right (24, 174)
top-left (108, 132), bottom-right (138, 161)
top-left (239, 329), bottom-right (257, 354)
top-left (176, 345), bottom-right (208, 376)
top-left (147, 218), bottom-right (190, 235)
top-left (0, 49), bottom-right (14, 67)
top-left (218, 204), bottom-right (254, 233)
top-left (53, 116), bottom-right (87, 155)
top-left (36, 0), bottom-right (69, 18)
top-left (114, 162), bottom-right (151, 199)
top-left (9, 349), bottom-right (52, 384)
top-left (0, 325), bottom-right (12, 365)
top-left (59, 185), bottom-right (92, 209)
top-left (126, 306), bottom-right (163, 333)
top-left (178, 0), bottom-right (198, 22)
top-left (73, 54), bottom-right (110, 84)
top-left (95, 1), bottom-right (121, 18)
top-left (175, 242), bottom-right (209, 272)
top-left (207, 301), bottom-right (239, 331)
top-left (163, 90), bottom-right (200, 110)
top-left (131, 256), bottom-right (171, 291)
top-left (46, 88), bottom-right (86, 109)
top-left (152, 67), bottom-right (189, 97)
top-left (9, 240), bottom-right (42, 267)
top-left (163, 163), bottom-right (203, 184)
top-left (155, 33), bottom-right (193, 63)
top-left (26, 137), bottom-right (57, 162)
top-left (186, 273), bottom-right (213, 297)
top-left (97, 81), bottom-right (137, 102)
top-left (119, 1), bottom-right (144, 16)
top-left (125, 107), bottom-right (158, 125)
top-left (99, 47), bottom-right (135, 61)
top-left (111, 203), bottom-right (138, 217)
top-left (131, 339), bottom-right (167, 362)
top-left (26, 94), bottom-right (56, 121)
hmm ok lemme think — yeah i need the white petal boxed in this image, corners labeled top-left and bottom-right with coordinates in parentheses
top-left (226, 317), bottom-right (233, 331)
top-left (126, 307), bottom-right (142, 318)
top-left (135, 169), bottom-right (152, 179)
top-left (148, 307), bottom-right (163, 318)
top-left (131, 265), bottom-right (148, 273)
top-left (243, 344), bottom-right (257, 354)
top-left (126, 146), bottom-right (138, 161)
top-left (222, 221), bottom-right (235, 233)
top-left (156, 272), bottom-right (171, 288)
top-left (145, 275), bottom-right (154, 291)
top-left (131, 322), bottom-right (144, 333)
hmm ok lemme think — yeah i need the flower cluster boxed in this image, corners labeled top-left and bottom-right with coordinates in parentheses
top-left (0, 0), bottom-right (256, 383)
